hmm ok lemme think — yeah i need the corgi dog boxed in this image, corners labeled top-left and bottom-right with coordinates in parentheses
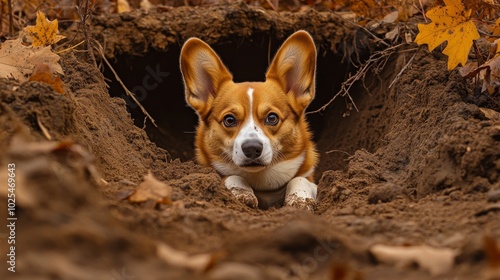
top-left (180, 31), bottom-right (318, 211)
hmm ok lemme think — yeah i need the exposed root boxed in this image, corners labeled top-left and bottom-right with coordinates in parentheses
top-left (308, 43), bottom-right (413, 115)
top-left (388, 46), bottom-right (420, 89)
top-left (76, 0), bottom-right (96, 67)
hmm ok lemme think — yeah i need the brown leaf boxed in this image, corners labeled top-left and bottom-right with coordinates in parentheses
top-left (484, 234), bottom-right (500, 279)
top-left (370, 244), bottom-right (457, 276)
top-left (29, 63), bottom-right (64, 94)
top-left (129, 172), bottom-right (172, 206)
top-left (480, 107), bottom-right (500, 121)
top-left (481, 55), bottom-right (500, 94)
top-left (335, 0), bottom-right (393, 19)
top-left (117, 0), bottom-right (132, 13)
top-left (0, 38), bottom-right (63, 82)
top-left (459, 61), bottom-right (486, 78)
top-left (156, 242), bottom-right (224, 272)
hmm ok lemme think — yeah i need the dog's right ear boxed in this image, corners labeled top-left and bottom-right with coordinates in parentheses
top-left (180, 38), bottom-right (232, 115)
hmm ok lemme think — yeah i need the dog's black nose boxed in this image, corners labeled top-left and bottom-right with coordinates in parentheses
top-left (241, 140), bottom-right (263, 159)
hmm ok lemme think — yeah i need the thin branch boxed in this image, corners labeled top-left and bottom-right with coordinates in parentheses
top-left (265, 0), bottom-right (278, 11)
top-left (54, 40), bottom-right (86, 55)
top-left (0, 0), bottom-right (3, 37)
top-left (7, 0), bottom-right (13, 37)
top-left (356, 23), bottom-right (390, 48)
top-left (77, 0), bottom-right (97, 67)
top-left (325, 149), bottom-right (352, 157)
top-left (389, 47), bottom-right (420, 89)
top-left (95, 42), bottom-right (158, 128)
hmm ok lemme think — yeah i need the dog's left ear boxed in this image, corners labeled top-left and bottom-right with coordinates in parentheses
top-left (266, 31), bottom-right (316, 113)
top-left (180, 38), bottom-right (232, 116)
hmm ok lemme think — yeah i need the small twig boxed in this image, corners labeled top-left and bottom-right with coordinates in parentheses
top-left (472, 40), bottom-right (485, 66)
top-left (7, 0), bottom-right (13, 37)
top-left (325, 149), bottom-right (352, 157)
top-left (95, 42), bottom-right (158, 127)
top-left (77, 0), bottom-right (97, 67)
top-left (388, 46), bottom-right (420, 89)
top-left (54, 40), bottom-right (86, 55)
top-left (265, 0), bottom-right (278, 11)
top-left (36, 113), bottom-right (52, 140)
top-left (418, 0), bottom-right (428, 23)
top-left (332, 12), bottom-right (389, 48)
top-left (0, 0), bottom-right (3, 37)
top-left (356, 23), bottom-right (391, 48)
top-left (142, 116), bottom-right (148, 130)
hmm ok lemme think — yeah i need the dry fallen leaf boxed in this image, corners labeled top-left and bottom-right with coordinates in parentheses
top-left (370, 244), bottom-right (457, 276)
top-left (117, 0), bottom-right (132, 13)
top-left (157, 242), bottom-right (222, 272)
top-left (0, 38), bottom-right (63, 82)
top-left (29, 63), bottom-right (64, 94)
top-left (484, 234), bottom-right (500, 280)
top-left (489, 18), bottom-right (500, 44)
top-left (24, 11), bottom-right (65, 47)
top-left (140, 0), bottom-right (154, 11)
top-left (479, 55), bottom-right (500, 94)
top-left (415, 0), bottom-right (480, 70)
top-left (480, 107), bottom-right (500, 120)
top-left (128, 172), bottom-right (172, 206)
top-left (335, 0), bottom-right (390, 19)
top-left (0, 137), bottom-right (100, 208)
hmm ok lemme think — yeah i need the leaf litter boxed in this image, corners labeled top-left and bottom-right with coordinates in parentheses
top-left (0, 38), bottom-right (63, 82)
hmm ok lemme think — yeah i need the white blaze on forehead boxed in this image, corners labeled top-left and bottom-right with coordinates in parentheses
top-left (231, 87), bottom-right (273, 167)
top-left (247, 87), bottom-right (254, 109)
top-left (243, 87), bottom-right (256, 139)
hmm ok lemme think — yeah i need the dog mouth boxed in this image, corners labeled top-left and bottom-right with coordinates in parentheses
top-left (239, 161), bottom-right (267, 171)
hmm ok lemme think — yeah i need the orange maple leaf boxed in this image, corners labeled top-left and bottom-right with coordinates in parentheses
top-left (415, 0), bottom-right (480, 70)
top-left (24, 11), bottom-right (65, 47)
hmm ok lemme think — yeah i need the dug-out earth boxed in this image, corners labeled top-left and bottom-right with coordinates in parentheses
top-left (1, 3), bottom-right (500, 280)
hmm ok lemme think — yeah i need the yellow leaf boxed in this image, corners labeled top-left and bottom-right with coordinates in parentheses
top-left (492, 17), bottom-right (500, 38)
top-left (415, 0), bottom-right (480, 70)
top-left (24, 11), bottom-right (65, 47)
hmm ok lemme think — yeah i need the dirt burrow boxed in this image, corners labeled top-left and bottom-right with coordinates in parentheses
top-left (0, 3), bottom-right (500, 280)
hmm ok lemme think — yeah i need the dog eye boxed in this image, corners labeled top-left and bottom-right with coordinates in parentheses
top-left (223, 114), bottom-right (237, 127)
top-left (265, 113), bottom-right (279, 126)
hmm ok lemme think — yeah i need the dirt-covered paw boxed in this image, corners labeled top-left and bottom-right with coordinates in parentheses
top-left (284, 195), bottom-right (316, 212)
top-left (230, 188), bottom-right (258, 208)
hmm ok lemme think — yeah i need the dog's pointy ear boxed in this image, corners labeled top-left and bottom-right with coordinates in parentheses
top-left (180, 38), bottom-right (232, 115)
top-left (266, 31), bottom-right (316, 113)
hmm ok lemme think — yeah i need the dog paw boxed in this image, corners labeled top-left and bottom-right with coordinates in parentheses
top-left (284, 177), bottom-right (317, 212)
top-left (230, 188), bottom-right (258, 208)
top-left (284, 195), bottom-right (316, 212)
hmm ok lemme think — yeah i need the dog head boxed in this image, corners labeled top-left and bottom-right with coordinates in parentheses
top-left (180, 31), bottom-right (317, 182)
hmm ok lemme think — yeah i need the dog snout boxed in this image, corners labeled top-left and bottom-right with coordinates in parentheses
top-left (241, 140), bottom-right (263, 160)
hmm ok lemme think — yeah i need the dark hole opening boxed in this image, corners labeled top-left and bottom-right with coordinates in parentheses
top-left (103, 35), bottom-right (351, 169)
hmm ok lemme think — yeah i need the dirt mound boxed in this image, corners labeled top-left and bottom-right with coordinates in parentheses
top-left (1, 3), bottom-right (499, 280)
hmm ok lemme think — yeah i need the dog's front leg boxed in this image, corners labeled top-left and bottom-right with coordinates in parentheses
top-left (284, 177), bottom-right (317, 211)
top-left (224, 175), bottom-right (258, 208)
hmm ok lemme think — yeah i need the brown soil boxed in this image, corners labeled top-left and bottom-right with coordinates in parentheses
top-left (1, 3), bottom-right (500, 280)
